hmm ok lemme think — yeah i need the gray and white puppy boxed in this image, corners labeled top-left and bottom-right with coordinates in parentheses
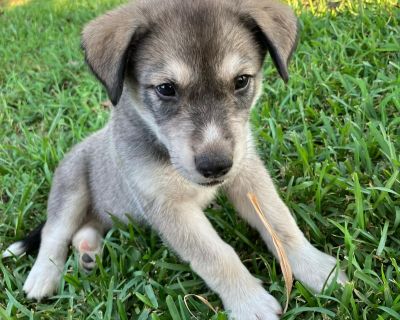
top-left (4, 0), bottom-right (347, 318)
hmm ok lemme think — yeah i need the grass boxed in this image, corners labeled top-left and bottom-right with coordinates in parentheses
top-left (0, 0), bottom-right (399, 319)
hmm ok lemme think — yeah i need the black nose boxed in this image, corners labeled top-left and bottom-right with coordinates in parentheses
top-left (195, 153), bottom-right (232, 179)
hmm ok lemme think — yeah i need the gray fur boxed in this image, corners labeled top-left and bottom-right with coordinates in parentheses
top-left (6, 1), bottom-right (347, 318)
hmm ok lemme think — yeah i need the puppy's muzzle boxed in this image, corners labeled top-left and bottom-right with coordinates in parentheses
top-left (195, 152), bottom-right (232, 179)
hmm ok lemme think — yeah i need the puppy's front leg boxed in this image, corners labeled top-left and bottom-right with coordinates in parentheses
top-left (225, 154), bottom-right (347, 292)
top-left (147, 202), bottom-right (281, 320)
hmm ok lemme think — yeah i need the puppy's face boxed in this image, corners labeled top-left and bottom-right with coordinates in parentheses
top-left (82, 0), bottom-right (299, 186)
top-left (128, 8), bottom-right (265, 185)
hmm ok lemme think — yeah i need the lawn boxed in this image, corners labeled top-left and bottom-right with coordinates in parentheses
top-left (0, 0), bottom-right (399, 319)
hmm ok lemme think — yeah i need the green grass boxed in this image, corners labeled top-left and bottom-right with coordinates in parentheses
top-left (0, 0), bottom-right (399, 319)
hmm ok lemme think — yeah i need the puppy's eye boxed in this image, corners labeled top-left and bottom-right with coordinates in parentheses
top-left (156, 83), bottom-right (176, 99)
top-left (234, 75), bottom-right (250, 91)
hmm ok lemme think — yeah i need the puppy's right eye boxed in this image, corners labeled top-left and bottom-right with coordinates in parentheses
top-left (155, 83), bottom-right (176, 99)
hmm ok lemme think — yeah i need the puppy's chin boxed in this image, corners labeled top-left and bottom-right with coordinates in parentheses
top-left (170, 163), bottom-right (225, 188)
top-left (197, 180), bottom-right (224, 187)
top-left (186, 175), bottom-right (227, 188)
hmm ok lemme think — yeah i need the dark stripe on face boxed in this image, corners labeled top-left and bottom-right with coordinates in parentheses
top-left (142, 90), bottom-right (182, 124)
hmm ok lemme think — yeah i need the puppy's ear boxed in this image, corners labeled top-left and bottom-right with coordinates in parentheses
top-left (241, 0), bottom-right (299, 82)
top-left (82, 4), bottom-right (147, 105)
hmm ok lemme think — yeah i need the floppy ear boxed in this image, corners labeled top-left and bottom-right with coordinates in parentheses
top-left (82, 4), bottom-right (147, 105)
top-left (241, 0), bottom-right (299, 82)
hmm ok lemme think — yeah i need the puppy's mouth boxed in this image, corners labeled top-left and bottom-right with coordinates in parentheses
top-left (198, 180), bottom-right (224, 187)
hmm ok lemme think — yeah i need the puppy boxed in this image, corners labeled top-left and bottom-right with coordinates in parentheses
top-left (3, 0), bottom-right (347, 318)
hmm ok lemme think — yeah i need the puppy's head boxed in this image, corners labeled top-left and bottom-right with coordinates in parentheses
top-left (82, 0), bottom-right (298, 186)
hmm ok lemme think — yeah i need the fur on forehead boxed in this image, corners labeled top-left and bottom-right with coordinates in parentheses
top-left (82, 0), bottom-right (299, 105)
top-left (131, 16), bottom-right (262, 86)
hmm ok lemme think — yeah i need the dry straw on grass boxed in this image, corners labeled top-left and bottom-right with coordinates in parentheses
top-left (247, 193), bottom-right (293, 313)
top-left (184, 294), bottom-right (218, 319)
top-left (183, 193), bottom-right (294, 316)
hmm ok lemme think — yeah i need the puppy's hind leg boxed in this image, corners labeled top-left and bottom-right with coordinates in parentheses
top-left (23, 153), bottom-right (90, 300)
top-left (72, 218), bottom-right (104, 272)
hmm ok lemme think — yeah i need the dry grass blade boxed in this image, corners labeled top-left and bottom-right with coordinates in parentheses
top-left (247, 192), bottom-right (293, 313)
top-left (101, 100), bottom-right (113, 108)
top-left (184, 294), bottom-right (217, 319)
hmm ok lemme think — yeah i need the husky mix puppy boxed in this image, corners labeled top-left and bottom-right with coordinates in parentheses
top-left (3, 0), bottom-right (347, 318)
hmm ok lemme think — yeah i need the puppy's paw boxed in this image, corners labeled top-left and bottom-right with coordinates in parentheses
top-left (79, 244), bottom-right (101, 272)
top-left (72, 224), bottom-right (103, 272)
top-left (23, 261), bottom-right (61, 300)
top-left (225, 285), bottom-right (282, 320)
top-left (289, 241), bottom-right (347, 292)
top-left (76, 239), bottom-right (101, 272)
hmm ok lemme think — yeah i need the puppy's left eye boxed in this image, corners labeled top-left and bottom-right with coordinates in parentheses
top-left (234, 75), bottom-right (250, 91)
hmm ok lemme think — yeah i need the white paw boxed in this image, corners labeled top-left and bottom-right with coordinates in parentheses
top-left (79, 247), bottom-right (101, 272)
top-left (289, 241), bottom-right (348, 292)
top-left (225, 285), bottom-right (282, 320)
top-left (74, 239), bottom-right (101, 272)
top-left (72, 224), bottom-right (102, 272)
top-left (23, 260), bottom-right (62, 300)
